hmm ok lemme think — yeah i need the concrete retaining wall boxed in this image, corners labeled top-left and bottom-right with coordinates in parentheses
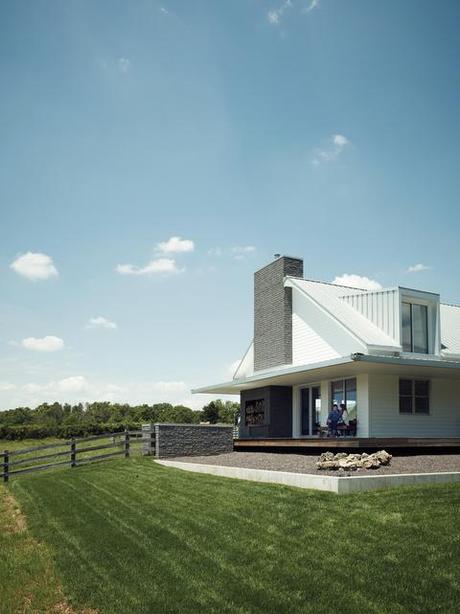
top-left (143, 424), bottom-right (233, 459)
top-left (155, 459), bottom-right (460, 494)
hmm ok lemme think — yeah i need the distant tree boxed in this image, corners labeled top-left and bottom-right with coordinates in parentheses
top-left (152, 403), bottom-right (174, 423)
top-left (34, 402), bottom-right (65, 425)
top-left (85, 402), bottom-right (112, 423)
top-left (0, 398), bottom-right (238, 440)
top-left (201, 401), bottom-right (220, 424)
top-left (169, 405), bottom-right (199, 424)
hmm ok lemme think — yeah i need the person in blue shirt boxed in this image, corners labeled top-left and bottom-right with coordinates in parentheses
top-left (327, 404), bottom-right (341, 437)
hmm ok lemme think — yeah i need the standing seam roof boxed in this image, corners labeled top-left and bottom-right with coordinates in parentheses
top-left (287, 278), bottom-right (401, 349)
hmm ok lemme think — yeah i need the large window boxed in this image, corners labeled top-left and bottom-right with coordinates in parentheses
top-left (331, 378), bottom-right (357, 419)
top-left (402, 302), bottom-right (429, 353)
top-left (399, 379), bottom-right (430, 414)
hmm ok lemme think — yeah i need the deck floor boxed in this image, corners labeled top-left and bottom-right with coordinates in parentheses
top-left (234, 437), bottom-right (460, 450)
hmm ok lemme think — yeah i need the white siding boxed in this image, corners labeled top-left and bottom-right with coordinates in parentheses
top-left (368, 373), bottom-right (460, 437)
top-left (291, 288), bottom-right (360, 366)
top-left (341, 289), bottom-right (399, 341)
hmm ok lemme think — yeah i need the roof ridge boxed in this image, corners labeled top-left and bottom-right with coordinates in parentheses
top-left (288, 276), bottom-right (368, 292)
top-left (441, 302), bottom-right (460, 309)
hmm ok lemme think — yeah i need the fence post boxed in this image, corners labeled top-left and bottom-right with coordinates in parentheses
top-left (3, 450), bottom-right (9, 484)
top-left (142, 424), bottom-right (154, 455)
top-left (124, 429), bottom-right (130, 458)
top-left (70, 438), bottom-right (76, 468)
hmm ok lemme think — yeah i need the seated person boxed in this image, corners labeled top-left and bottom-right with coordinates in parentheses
top-left (348, 418), bottom-right (357, 437)
top-left (327, 404), bottom-right (341, 437)
top-left (338, 403), bottom-right (349, 435)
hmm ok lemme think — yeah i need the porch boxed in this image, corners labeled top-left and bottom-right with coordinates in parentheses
top-left (234, 436), bottom-right (460, 452)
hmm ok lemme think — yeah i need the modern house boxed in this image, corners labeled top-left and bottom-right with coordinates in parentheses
top-left (194, 256), bottom-right (460, 441)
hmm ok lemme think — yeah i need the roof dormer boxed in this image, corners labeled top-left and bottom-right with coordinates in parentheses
top-left (399, 288), bottom-right (440, 356)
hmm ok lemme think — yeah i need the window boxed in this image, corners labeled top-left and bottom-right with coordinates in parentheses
top-left (399, 379), bottom-right (430, 414)
top-left (402, 302), bottom-right (429, 353)
top-left (331, 378), bottom-right (357, 419)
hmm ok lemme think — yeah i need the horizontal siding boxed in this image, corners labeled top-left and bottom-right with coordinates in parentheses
top-left (369, 373), bottom-right (460, 437)
top-left (292, 290), bottom-right (355, 366)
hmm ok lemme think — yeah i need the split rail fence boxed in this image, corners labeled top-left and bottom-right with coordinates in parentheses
top-left (1, 430), bottom-right (150, 483)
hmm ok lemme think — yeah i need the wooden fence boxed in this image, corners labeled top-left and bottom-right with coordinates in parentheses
top-left (1, 430), bottom-right (147, 483)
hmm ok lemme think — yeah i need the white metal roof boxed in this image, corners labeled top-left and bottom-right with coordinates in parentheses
top-left (440, 303), bottom-right (460, 356)
top-left (286, 278), bottom-right (401, 351)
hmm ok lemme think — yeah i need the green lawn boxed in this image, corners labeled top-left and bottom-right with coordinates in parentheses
top-left (4, 457), bottom-right (460, 613)
top-left (1, 436), bottom-right (142, 478)
top-left (0, 484), bottom-right (67, 613)
top-left (0, 437), bottom-right (65, 452)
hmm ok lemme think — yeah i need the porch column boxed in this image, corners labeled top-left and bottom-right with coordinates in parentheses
top-left (292, 386), bottom-right (301, 438)
top-left (357, 374), bottom-right (370, 437)
top-left (320, 380), bottom-right (330, 426)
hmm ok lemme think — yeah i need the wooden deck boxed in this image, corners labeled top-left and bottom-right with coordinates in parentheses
top-left (234, 437), bottom-right (460, 451)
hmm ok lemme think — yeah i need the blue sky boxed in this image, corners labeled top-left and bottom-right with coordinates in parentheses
top-left (1, 0), bottom-right (459, 410)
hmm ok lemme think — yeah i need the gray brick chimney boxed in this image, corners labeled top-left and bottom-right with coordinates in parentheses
top-left (254, 256), bottom-right (304, 371)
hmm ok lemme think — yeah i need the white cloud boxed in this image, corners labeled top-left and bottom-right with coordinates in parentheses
top-left (267, 0), bottom-right (292, 25)
top-left (268, 0), bottom-right (318, 24)
top-left (23, 376), bottom-right (90, 396)
top-left (118, 57), bottom-right (131, 73)
top-left (232, 245), bottom-right (256, 260)
top-left (56, 376), bottom-right (90, 393)
top-left (156, 236), bottom-right (194, 254)
top-left (86, 316), bottom-right (118, 330)
top-left (333, 134), bottom-right (348, 147)
top-left (303, 0), bottom-right (319, 14)
top-left (311, 133), bottom-right (350, 165)
top-left (0, 375), bottom-right (237, 410)
top-left (267, 10), bottom-right (281, 24)
top-left (407, 263), bottom-right (430, 273)
top-left (332, 274), bottom-right (382, 291)
top-left (10, 252), bottom-right (58, 281)
top-left (116, 258), bottom-right (183, 276)
top-left (207, 247), bottom-right (223, 257)
top-left (159, 6), bottom-right (169, 14)
top-left (0, 382), bottom-right (16, 392)
top-left (21, 336), bottom-right (64, 352)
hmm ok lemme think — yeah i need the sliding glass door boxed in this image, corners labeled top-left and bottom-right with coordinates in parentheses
top-left (300, 386), bottom-right (321, 436)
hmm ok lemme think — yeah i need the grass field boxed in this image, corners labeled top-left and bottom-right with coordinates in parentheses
top-left (0, 435), bottom-right (142, 479)
top-left (2, 457), bottom-right (460, 613)
top-left (0, 437), bottom-right (65, 452)
top-left (0, 483), bottom-right (71, 613)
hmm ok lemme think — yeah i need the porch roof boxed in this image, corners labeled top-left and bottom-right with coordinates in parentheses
top-left (192, 354), bottom-right (460, 395)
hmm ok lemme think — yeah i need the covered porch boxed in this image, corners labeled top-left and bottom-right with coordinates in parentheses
top-left (194, 354), bottom-right (460, 440)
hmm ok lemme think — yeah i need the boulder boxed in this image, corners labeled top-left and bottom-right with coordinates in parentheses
top-left (316, 450), bottom-right (392, 471)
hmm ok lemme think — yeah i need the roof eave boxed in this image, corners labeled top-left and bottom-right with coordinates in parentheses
top-left (192, 356), bottom-right (356, 394)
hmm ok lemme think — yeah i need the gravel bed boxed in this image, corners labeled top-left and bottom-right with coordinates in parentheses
top-left (169, 451), bottom-right (460, 476)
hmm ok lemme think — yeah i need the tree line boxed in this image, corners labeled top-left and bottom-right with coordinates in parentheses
top-left (0, 399), bottom-right (240, 440)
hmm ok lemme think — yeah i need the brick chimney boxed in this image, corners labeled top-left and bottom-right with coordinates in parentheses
top-left (253, 255), bottom-right (304, 371)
